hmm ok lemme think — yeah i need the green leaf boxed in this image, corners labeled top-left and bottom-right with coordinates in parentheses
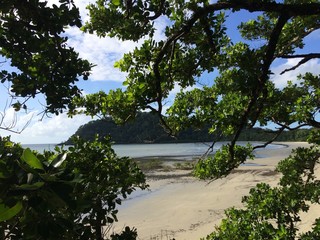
top-left (0, 201), bottom-right (23, 222)
top-left (111, 0), bottom-right (121, 6)
top-left (50, 153), bottom-right (67, 168)
top-left (21, 148), bottom-right (44, 170)
top-left (39, 173), bottom-right (57, 181)
top-left (14, 182), bottom-right (45, 191)
top-left (138, 83), bottom-right (145, 89)
top-left (0, 163), bottom-right (10, 179)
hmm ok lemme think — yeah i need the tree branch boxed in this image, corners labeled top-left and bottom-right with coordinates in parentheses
top-left (229, 13), bottom-right (290, 159)
top-left (152, 1), bottom-right (320, 107)
top-left (147, 0), bottom-right (166, 20)
top-left (150, 0), bottom-right (320, 143)
top-left (307, 118), bottom-right (320, 128)
top-left (276, 26), bottom-right (319, 57)
top-left (273, 119), bottom-right (309, 131)
top-left (253, 126), bottom-right (285, 150)
top-left (280, 53), bottom-right (320, 74)
top-left (198, 131), bottom-right (223, 162)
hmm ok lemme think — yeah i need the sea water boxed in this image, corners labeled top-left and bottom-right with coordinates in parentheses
top-left (22, 143), bottom-right (59, 152)
top-left (23, 141), bottom-right (285, 159)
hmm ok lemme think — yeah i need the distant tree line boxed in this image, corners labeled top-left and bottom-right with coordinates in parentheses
top-left (63, 112), bottom-right (311, 144)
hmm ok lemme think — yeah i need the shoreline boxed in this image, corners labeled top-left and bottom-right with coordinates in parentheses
top-left (110, 142), bottom-right (319, 240)
top-left (132, 141), bottom-right (289, 167)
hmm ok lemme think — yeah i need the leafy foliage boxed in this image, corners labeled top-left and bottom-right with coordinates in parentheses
top-left (0, 136), bottom-right (147, 239)
top-left (63, 136), bottom-right (147, 238)
top-left (72, 0), bottom-right (320, 159)
top-left (0, 0), bottom-right (92, 114)
top-left (204, 136), bottom-right (320, 239)
top-left (69, 0), bottom-right (320, 239)
top-left (2, 0), bottom-right (320, 239)
top-left (0, 136), bottom-right (77, 239)
top-left (194, 144), bottom-right (253, 179)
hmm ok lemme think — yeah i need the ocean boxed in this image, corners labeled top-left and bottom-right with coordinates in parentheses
top-left (23, 142), bottom-right (285, 160)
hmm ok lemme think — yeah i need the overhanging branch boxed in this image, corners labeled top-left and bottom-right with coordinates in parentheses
top-left (280, 53), bottom-right (320, 74)
top-left (229, 13), bottom-right (290, 157)
top-left (152, 1), bottom-right (320, 109)
top-left (150, 0), bottom-right (320, 144)
top-left (253, 126), bottom-right (285, 150)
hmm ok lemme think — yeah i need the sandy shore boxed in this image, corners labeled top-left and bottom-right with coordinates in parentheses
top-left (110, 142), bottom-right (319, 240)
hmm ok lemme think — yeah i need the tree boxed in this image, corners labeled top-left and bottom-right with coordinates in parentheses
top-left (0, 1), bottom-right (146, 239)
top-left (70, 0), bottom-right (320, 238)
top-left (0, 136), bottom-right (146, 239)
top-left (0, 0), bottom-right (92, 115)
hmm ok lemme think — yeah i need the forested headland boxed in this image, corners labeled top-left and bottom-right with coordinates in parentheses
top-left (63, 112), bottom-right (311, 144)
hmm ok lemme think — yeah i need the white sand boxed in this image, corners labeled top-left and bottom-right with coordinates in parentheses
top-left (111, 142), bottom-right (320, 240)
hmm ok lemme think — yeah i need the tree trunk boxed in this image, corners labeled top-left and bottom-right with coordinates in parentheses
top-left (94, 198), bottom-right (103, 240)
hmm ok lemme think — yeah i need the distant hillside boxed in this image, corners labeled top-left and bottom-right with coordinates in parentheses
top-left (63, 112), bottom-right (212, 144)
top-left (63, 112), bottom-right (311, 144)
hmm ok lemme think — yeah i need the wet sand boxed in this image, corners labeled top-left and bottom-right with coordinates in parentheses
top-left (110, 142), bottom-right (319, 240)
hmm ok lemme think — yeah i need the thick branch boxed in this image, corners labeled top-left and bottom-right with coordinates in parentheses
top-left (280, 53), bottom-right (320, 74)
top-left (152, 1), bottom-right (320, 104)
top-left (160, 0), bottom-right (320, 56)
top-left (307, 119), bottom-right (320, 128)
top-left (229, 13), bottom-right (290, 156)
top-left (151, 0), bottom-right (320, 141)
top-left (276, 26), bottom-right (319, 57)
top-left (281, 53), bottom-right (320, 59)
top-left (253, 126), bottom-right (285, 150)
top-left (273, 119), bottom-right (309, 131)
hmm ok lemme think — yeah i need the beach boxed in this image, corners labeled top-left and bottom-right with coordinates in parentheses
top-left (111, 142), bottom-right (320, 239)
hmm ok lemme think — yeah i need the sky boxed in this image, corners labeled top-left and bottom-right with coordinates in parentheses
top-left (1, 1), bottom-right (320, 144)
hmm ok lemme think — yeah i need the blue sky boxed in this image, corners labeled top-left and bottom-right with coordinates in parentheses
top-left (1, 1), bottom-right (320, 144)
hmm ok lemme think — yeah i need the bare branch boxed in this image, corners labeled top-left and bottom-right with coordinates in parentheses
top-left (273, 119), bottom-right (309, 131)
top-left (276, 25), bottom-right (320, 57)
top-left (280, 53), bottom-right (320, 74)
top-left (253, 126), bottom-right (285, 150)
top-left (148, 0), bottom-right (320, 156)
top-left (198, 131), bottom-right (223, 163)
top-left (0, 105), bottom-right (34, 134)
top-left (0, 83), bottom-right (35, 134)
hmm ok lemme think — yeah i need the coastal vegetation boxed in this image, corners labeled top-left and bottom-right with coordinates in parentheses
top-left (63, 112), bottom-right (311, 144)
top-left (1, 0), bottom-right (320, 239)
top-left (70, 0), bottom-right (320, 239)
top-left (0, 1), bottom-right (145, 239)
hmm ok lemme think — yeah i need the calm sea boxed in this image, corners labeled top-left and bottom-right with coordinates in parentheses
top-left (22, 142), bottom-right (284, 160)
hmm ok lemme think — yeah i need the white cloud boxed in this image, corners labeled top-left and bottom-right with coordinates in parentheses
top-left (42, 0), bottom-right (129, 81)
top-left (66, 28), bottom-right (130, 81)
top-left (170, 83), bottom-right (199, 96)
top-left (62, 1), bottom-right (168, 82)
top-left (271, 58), bottom-right (320, 89)
top-left (1, 1), bottom-right (170, 144)
top-left (0, 110), bottom-right (93, 144)
top-left (153, 16), bottom-right (171, 42)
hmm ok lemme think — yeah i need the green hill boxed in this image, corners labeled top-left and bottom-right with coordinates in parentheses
top-left (63, 112), bottom-right (311, 144)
